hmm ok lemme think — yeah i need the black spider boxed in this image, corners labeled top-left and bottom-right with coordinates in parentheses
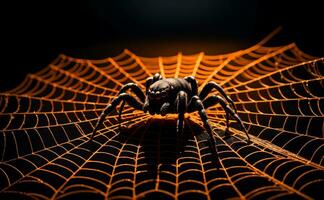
top-left (89, 73), bottom-right (250, 156)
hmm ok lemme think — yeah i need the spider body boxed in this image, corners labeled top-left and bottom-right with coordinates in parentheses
top-left (89, 73), bottom-right (250, 156)
top-left (146, 78), bottom-right (193, 115)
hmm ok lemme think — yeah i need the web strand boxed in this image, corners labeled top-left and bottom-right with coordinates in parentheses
top-left (0, 37), bottom-right (323, 199)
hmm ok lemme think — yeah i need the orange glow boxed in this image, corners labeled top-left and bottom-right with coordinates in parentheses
top-left (0, 28), bottom-right (323, 199)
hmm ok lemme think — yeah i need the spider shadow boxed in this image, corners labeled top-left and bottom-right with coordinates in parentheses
top-left (81, 117), bottom-right (253, 197)
top-left (129, 118), bottom-right (223, 190)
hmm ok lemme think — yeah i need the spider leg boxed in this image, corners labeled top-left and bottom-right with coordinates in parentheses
top-left (145, 73), bottom-right (163, 94)
top-left (117, 83), bottom-right (145, 128)
top-left (189, 96), bottom-right (218, 158)
top-left (160, 102), bottom-right (170, 116)
top-left (199, 81), bottom-right (237, 113)
top-left (118, 101), bottom-right (126, 130)
top-left (89, 93), bottom-right (143, 141)
top-left (184, 76), bottom-right (198, 95)
top-left (143, 73), bottom-right (163, 112)
top-left (145, 77), bottom-right (153, 95)
top-left (153, 73), bottom-right (163, 82)
top-left (118, 83), bottom-right (145, 102)
top-left (176, 91), bottom-right (187, 135)
top-left (203, 95), bottom-right (250, 143)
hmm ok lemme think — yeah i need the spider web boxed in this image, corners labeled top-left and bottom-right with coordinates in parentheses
top-left (0, 32), bottom-right (324, 199)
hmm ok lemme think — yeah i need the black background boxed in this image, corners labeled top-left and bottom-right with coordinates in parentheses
top-left (1, 0), bottom-right (323, 91)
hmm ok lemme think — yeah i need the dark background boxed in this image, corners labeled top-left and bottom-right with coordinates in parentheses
top-left (1, 0), bottom-right (323, 92)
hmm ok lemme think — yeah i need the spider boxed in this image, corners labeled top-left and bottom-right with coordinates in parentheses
top-left (89, 73), bottom-right (250, 156)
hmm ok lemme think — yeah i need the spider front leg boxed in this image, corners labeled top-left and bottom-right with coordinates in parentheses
top-left (184, 76), bottom-right (198, 95)
top-left (174, 91), bottom-right (188, 154)
top-left (203, 95), bottom-right (250, 143)
top-left (189, 96), bottom-right (218, 157)
top-left (117, 83), bottom-right (145, 128)
top-left (160, 102), bottom-right (170, 116)
top-left (145, 73), bottom-right (163, 94)
top-left (143, 73), bottom-right (163, 113)
top-left (175, 91), bottom-right (187, 135)
top-left (89, 93), bottom-right (143, 141)
top-left (199, 81), bottom-right (237, 113)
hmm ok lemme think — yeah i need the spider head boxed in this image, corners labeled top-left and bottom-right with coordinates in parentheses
top-left (148, 80), bottom-right (171, 101)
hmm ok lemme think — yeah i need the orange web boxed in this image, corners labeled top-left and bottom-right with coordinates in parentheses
top-left (0, 30), bottom-right (324, 199)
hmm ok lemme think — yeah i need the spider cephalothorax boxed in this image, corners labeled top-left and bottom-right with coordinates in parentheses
top-left (145, 80), bottom-right (172, 114)
top-left (89, 73), bottom-right (250, 157)
top-left (145, 78), bottom-right (192, 115)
